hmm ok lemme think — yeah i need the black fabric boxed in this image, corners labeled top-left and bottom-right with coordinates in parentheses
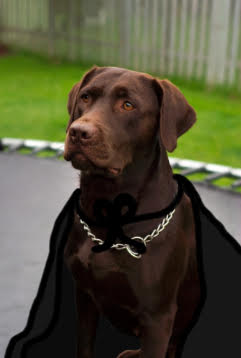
top-left (4, 175), bottom-right (241, 358)
top-left (91, 192), bottom-right (147, 254)
top-left (76, 174), bottom-right (184, 255)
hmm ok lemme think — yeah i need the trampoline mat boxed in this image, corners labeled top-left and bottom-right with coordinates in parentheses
top-left (0, 153), bottom-right (240, 356)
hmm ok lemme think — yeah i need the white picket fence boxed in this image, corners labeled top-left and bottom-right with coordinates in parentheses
top-left (1, 0), bottom-right (241, 88)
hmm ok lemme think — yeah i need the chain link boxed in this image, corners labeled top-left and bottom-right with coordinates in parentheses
top-left (79, 209), bottom-right (175, 259)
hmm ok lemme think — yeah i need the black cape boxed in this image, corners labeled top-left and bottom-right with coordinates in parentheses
top-left (4, 175), bottom-right (241, 358)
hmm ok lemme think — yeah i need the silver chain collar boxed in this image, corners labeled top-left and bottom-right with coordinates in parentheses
top-left (78, 208), bottom-right (175, 259)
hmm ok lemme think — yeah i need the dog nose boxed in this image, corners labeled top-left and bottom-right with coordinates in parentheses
top-left (69, 122), bottom-right (96, 144)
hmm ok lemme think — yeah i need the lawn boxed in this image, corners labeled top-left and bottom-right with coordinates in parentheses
top-left (0, 51), bottom-right (240, 168)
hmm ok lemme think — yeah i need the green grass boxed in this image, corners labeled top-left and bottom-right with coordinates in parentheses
top-left (0, 50), bottom-right (240, 168)
top-left (172, 83), bottom-right (241, 168)
top-left (0, 51), bottom-right (91, 141)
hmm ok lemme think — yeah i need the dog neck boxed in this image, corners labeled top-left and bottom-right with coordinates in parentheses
top-left (78, 143), bottom-right (178, 220)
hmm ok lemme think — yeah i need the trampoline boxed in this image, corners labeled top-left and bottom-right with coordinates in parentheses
top-left (0, 140), bottom-right (241, 357)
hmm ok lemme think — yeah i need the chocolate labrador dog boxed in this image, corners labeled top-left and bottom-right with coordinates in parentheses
top-left (63, 66), bottom-right (201, 358)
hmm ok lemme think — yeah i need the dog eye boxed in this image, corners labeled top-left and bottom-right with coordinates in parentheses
top-left (81, 93), bottom-right (89, 103)
top-left (123, 101), bottom-right (134, 111)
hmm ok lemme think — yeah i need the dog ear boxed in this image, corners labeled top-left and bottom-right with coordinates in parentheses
top-left (153, 79), bottom-right (196, 152)
top-left (66, 66), bottom-right (104, 132)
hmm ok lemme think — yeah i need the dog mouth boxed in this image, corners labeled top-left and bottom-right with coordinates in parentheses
top-left (64, 149), bottom-right (123, 177)
top-left (107, 167), bottom-right (121, 176)
top-left (93, 166), bottom-right (122, 178)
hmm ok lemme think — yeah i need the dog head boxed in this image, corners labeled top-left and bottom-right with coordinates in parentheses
top-left (64, 66), bottom-right (196, 177)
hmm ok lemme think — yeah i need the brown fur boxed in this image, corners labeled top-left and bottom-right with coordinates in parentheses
top-left (64, 66), bottom-right (201, 358)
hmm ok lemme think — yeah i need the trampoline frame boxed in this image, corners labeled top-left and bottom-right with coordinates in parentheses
top-left (1, 137), bottom-right (241, 191)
